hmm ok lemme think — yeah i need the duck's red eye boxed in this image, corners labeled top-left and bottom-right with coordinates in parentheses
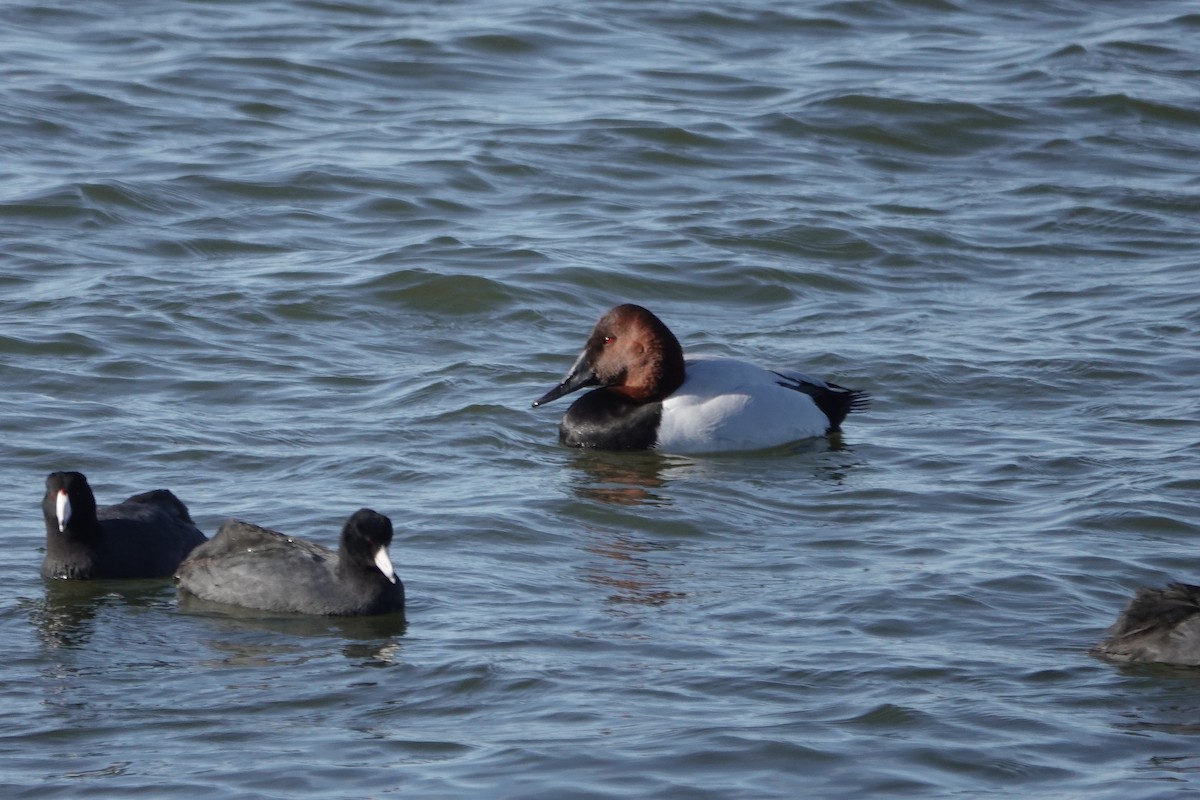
top-left (603, 335), bottom-right (616, 345)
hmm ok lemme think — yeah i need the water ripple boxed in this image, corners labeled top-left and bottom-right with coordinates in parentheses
top-left (2, 0), bottom-right (1200, 798)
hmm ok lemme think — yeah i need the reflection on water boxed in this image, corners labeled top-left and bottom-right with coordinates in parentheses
top-left (567, 449), bottom-right (679, 506)
top-left (30, 578), bottom-right (174, 652)
top-left (176, 592), bottom-right (408, 666)
top-left (1144, 756), bottom-right (1200, 774)
top-left (29, 581), bottom-right (407, 667)
top-left (567, 451), bottom-right (690, 605)
top-left (567, 437), bottom-right (864, 505)
top-left (579, 530), bottom-right (687, 610)
top-left (565, 439), bottom-right (868, 611)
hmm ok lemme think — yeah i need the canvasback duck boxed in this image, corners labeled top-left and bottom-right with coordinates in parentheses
top-left (532, 304), bottom-right (869, 453)
top-left (1093, 582), bottom-right (1200, 665)
top-left (176, 509), bottom-right (404, 616)
top-left (41, 471), bottom-right (207, 580)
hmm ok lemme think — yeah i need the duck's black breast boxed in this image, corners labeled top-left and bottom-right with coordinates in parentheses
top-left (559, 389), bottom-right (663, 451)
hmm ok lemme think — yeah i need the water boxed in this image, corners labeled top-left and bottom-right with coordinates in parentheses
top-left (2, 0), bottom-right (1199, 796)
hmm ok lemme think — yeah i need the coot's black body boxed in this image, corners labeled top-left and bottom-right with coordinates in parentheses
top-left (175, 509), bottom-right (404, 617)
top-left (41, 471), bottom-right (207, 580)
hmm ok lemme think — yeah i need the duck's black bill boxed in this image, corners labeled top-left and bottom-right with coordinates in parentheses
top-left (532, 357), bottom-right (600, 408)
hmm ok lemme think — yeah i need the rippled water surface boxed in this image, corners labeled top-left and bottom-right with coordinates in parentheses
top-left (3, 0), bottom-right (1199, 797)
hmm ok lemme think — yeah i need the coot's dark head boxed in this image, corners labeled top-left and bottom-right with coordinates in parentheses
top-left (43, 471), bottom-right (98, 537)
top-left (340, 508), bottom-right (397, 583)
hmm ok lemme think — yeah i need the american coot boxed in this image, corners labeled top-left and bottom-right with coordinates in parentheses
top-left (42, 471), bottom-right (208, 580)
top-left (1094, 582), bottom-right (1200, 665)
top-left (175, 508), bottom-right (405, 617)
top-left (532, 304), bottom-right (869, 452)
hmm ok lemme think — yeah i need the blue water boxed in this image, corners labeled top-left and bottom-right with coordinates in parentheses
top-left (2, 1), bottom-right (1199, 797)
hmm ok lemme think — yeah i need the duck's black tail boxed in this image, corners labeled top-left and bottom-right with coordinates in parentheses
top-left (773, 371), bottom-right (870, 431)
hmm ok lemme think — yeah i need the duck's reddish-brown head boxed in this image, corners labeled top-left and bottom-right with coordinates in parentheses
top-left (533, 304), bottom-right (686, 407)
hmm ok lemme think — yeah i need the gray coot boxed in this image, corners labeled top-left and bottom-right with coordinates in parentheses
top-left (41, 471), bottom-right (208, 579)
top-left (175, 508), bottom-right (405, 616)
top-left (1093, 582), bottom-right (1200, 665)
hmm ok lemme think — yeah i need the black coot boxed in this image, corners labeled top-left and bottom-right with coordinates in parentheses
top-left (41, 471), bottom-right (207, 579)
top-left (1094, 582), bottom-right (1200, 665)
top-left (175, 508), bottom-right (405, 617)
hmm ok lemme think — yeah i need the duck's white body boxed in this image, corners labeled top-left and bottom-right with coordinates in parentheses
top-left (657, 358), bottom-right (835, 453)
